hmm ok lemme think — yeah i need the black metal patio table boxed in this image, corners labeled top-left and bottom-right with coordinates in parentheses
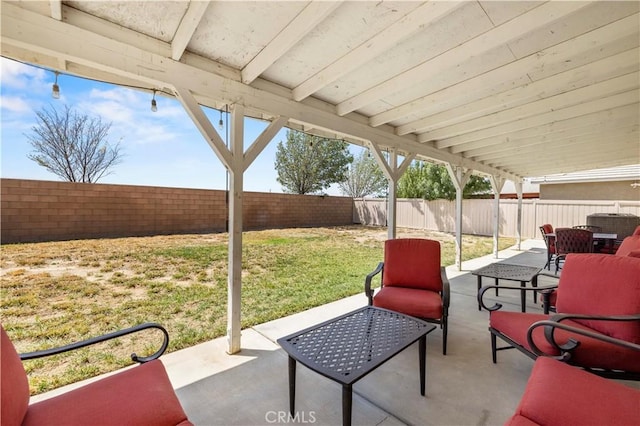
top-left (277, 306), bottom-right (435, 426)
top-left (472, 263), bottom-right (541, 313)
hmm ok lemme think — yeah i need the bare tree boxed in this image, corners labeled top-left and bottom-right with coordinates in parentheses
top-left (26, 104), bottom-right (123, 183)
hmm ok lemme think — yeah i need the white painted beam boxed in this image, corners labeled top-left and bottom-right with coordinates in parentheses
top-left (369, 12), bottom-right (640, 128)
top-left (0, 1), bottom-right (520, 183)
top-left (292, 1), bottom-right (462, 101)
top-left (242, 1), bottom-right (340, 84)
top-left (337, 1), bottom-right (594, 116)
top-left (397, 48), bottom-right (640, 135)
top-left (470, 125), bottom-right (639, 162)
top-left (422, 72), bottom-right (639, 141)
top-left (243, 116), bottom-right (288, 172)
top-left (49, 0), bottom-right (61, 20)
top-left (454, 104), bottom-right (639, 155)
top-left (171, 1), bottom-right (210, 61)
top-left (433, 91), bottom-right (639, 148)
top-left (172, 86), bottom-right (232, 167)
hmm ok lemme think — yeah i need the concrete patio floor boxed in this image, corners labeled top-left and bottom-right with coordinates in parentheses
top-left (33, 239), bottom-right (636, 425)
top-left (161, 239), bottom-right (558, 426)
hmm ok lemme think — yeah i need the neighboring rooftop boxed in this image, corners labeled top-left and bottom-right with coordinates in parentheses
top-left (530, 165), bottom-right (640, 184)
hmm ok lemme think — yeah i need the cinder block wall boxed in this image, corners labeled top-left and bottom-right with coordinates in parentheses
top-left (1, 179), bottom-right (354, 243)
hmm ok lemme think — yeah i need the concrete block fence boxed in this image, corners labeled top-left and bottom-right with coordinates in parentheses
top-left (0, 179), bottom-right (354, 243)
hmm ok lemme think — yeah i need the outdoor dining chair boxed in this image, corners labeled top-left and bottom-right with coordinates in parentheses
top-left (365, 238), bottom-right (450, 354)
top-left (539, 224), bottom-right (556, 270)
top-left (553, 227), bottom-right (593, 273)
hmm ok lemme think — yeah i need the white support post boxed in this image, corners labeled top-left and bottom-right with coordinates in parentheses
top-left (226, 104), bottom-right (244, 354)
top-left (445, 164), bottom-right (471, 270)
top-left (490, 175), bottom-right (505, 258)
top-left (387, 149), bottom-right (398, 240)
top-left (515, 181), bottom-right (523, 250)
top-left (172, 87), bottom-right (287, 354)
top-left (368, 143), bottom-right (415, 241)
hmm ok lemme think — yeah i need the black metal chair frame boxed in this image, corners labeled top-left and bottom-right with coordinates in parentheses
top-left (478, 285), bottom-right (640, 381)
top-left (365, 262), bottom-right (450, 355)
top-left (19, 322), bottom-right (169, 362)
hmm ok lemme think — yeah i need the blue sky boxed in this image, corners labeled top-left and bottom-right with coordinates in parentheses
top-left (1, 57), bottom-right (363, 195)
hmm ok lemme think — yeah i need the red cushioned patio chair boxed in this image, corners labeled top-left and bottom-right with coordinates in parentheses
top-left (478, 253), bottom-right (640, 381)
top-left (541, 234), bottom-right (640, 314)
top-left (1, 323), bottom-right (192, 426)
top-left (365, 238), bottom-right (450, 354)
top-left (505, 320), bottom-right (640, 425)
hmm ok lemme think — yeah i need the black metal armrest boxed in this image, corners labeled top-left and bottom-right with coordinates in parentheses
top-left (19, 322), bottom-right (169, 364)
top-left (441, 266), bottom-right (450, 308)
top-left (526, 315), bottom-right (640, 359)
top-left (364, 262), bottom-right (384, 305)
top-left (478, 284), bottom-right (558, 311)
top-left (534, 270), bottom-right (560, 280)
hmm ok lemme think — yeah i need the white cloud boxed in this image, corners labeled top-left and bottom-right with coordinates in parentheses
top-left (0, 57), bottom-right (47, 89)
top-left (0, 96), bottom-right (33, 113)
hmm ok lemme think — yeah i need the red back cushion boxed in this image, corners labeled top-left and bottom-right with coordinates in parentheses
top-left (1, 325), bottom-right (30, 426)
top-left (555, 254), bottom-right (640, 342)
top-left (541, 224), bottom-right (553, 234)
top-left (382, 239), bottom-right (442, 291)
top-left (615, 235), bottom-right (640, 257)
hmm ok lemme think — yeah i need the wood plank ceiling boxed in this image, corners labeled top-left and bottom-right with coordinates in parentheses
top-left (2, 1), bottom-right (639, 183)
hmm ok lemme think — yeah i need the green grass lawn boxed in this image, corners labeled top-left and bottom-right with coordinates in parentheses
top-left (1, 226), bottom-right (515, 394)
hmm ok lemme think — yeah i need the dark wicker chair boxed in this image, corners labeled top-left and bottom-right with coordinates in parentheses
top-left (365, 238), bottom-right (450, 355)
top-left (539, 224), bottom-right (556, 270)
top-left (553, 227), bottom-right (593, 273)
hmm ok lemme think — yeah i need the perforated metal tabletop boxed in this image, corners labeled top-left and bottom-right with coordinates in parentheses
top-left (472, 263), bottom-right (541, 312)
top-left (278, 306), bottom-right (435, 426)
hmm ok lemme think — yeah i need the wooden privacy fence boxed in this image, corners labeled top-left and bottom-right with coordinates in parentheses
top-left (354, 198), bottom-right (640, 239)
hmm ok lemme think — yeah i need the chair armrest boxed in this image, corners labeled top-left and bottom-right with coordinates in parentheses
top-left (478, 284), bottom-right (558, 311)
top-left (526, 315), bottom-right (640, 359)
top-left (440, 266), bottom-right (450, 308)
top-left (535, 270), bottom-right (560, 280)
top-left (19, 322), bottom-right (169, 364)
top-left (365, 262), bottom-right (384, 305)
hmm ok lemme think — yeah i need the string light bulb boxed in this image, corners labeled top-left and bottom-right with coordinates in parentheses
top-left (218, 109), bottom-right (224, 129)
top-left (52, 71), bottom-right (60, 99)
top-left (151, 90), bottom-right (158, 112)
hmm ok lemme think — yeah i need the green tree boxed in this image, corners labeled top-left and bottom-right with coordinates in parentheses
top-left (397, 162), bottom-right (491, 200)
top-left (26, 104), bottom-right (122, 183)
top-left (339, 150), bottom-right (388, 198)
top-left (275, 130), bottom-right (353, 194)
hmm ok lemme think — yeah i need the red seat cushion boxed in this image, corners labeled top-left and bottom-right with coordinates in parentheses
top-left (382, 239), bottom-right (442, 292)
top-left (490, 312), bottom-right (640, 373)
top-left (373, 286), bottom-right (443, 319)
top-left (507, 357), bottom-right (640, 426)
top-left (556, 254), bottom-right (640, 343)
top-left (23, 360), bottom-right (191, 426)
top-left (615, 235), bottom-right (640, 257)
top-left (1, 325), bottom-right (31, 426)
